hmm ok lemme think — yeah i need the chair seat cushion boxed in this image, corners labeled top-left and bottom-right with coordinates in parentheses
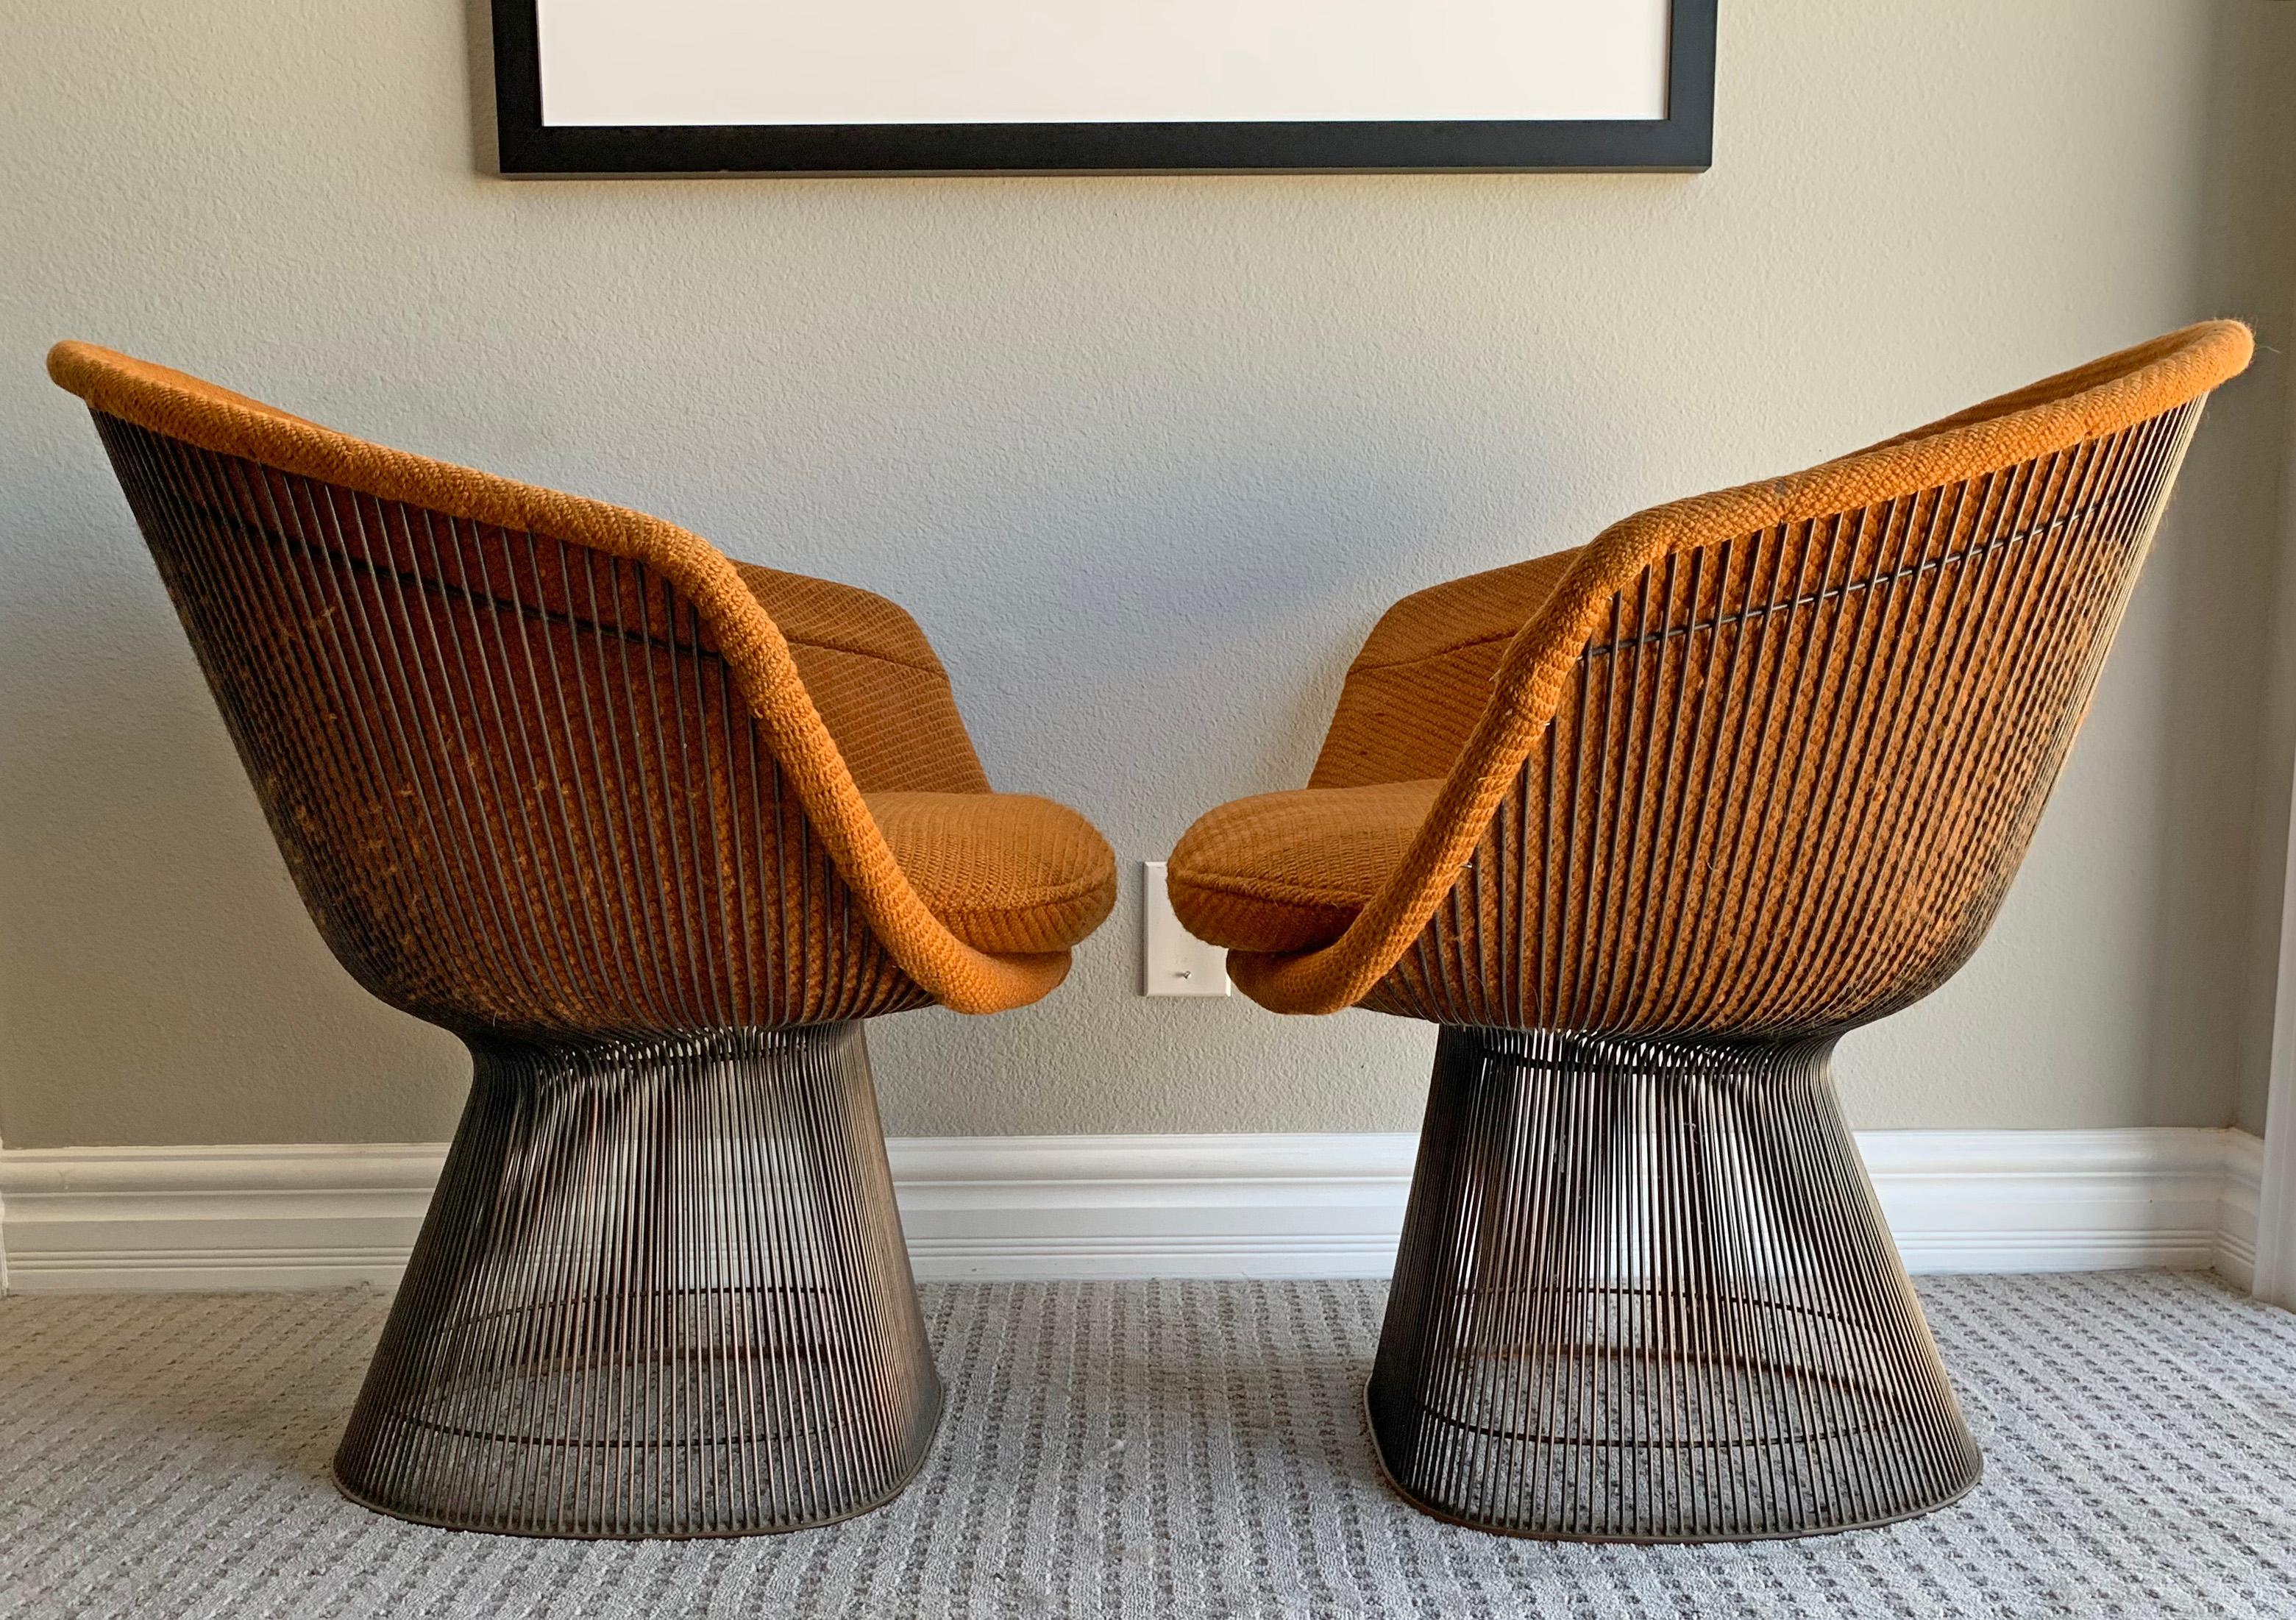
top-left (868, 792), bottom-right (1117, 955)
top-left (1167, 779), bottom-right (1443, 954)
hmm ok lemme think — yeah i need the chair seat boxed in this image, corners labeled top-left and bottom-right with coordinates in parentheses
top-left (1167, 779), bottom-right (1442, 953)
top-left (868, 792), bottom-right (1117, 955)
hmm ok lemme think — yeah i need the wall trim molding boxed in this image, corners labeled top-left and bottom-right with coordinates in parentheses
top-left (2258, 694), bottom-right (2296, 1305)
top-left (0, 1126), bottom-right (2265, 1293)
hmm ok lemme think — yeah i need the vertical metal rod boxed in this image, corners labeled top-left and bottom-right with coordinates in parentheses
top-left (1367, 1031), bottom-right (1980, 1541)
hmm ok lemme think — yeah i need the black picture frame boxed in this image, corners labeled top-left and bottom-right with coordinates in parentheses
top-left (491, 1), bottom-right (1715, 177)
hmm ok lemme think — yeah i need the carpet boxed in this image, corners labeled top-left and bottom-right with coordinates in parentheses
top-left (1, 1273), bottom-right (2292, 1618)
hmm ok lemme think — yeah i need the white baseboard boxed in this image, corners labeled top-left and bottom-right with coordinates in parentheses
top-left (0, 1144), bottom-right (443, 1293)
top-left (0, 1127), bottom-right (2265, 1293)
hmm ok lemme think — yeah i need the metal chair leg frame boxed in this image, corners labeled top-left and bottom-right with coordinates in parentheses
top-left (1368, 1027), bottom-right (1980, 1541)
top-left (334, 1023), bottom-right (942, 1538)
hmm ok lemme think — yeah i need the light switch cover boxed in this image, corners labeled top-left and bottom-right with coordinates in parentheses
top-left (1141, 861), bottom-right (1231, 998)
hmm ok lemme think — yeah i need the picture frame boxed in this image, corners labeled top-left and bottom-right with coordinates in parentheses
top-left (491, 0), bottom-right (1716, 178)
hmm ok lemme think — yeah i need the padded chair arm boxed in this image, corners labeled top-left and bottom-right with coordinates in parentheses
top-left (1229, 319), bottom-right (2257, 1015)
top-left (49, 340), bottom-right (1068, 1016)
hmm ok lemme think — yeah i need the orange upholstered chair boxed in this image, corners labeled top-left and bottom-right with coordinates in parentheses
top-left (51, 343), bottom-right (1117, 1538)
top-left (1169, 322), bottom-right (2253, 1541)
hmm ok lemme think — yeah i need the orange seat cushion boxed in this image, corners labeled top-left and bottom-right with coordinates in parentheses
top-left (868, 792), bottom-right (1117, 956)
top-left (1167, 780), bottom-right (1443, 954)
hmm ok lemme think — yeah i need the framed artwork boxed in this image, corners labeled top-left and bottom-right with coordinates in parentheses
top-left (491, 0), bottom-right (1716, 177)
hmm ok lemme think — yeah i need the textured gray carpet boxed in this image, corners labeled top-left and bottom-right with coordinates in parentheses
top-left (1, 1273), bottom-right (2292, 1619)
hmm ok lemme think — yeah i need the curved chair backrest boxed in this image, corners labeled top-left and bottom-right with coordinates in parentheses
top-left (51, 344), bottom-right (1015, 1037)
top-left (1365, 322), bottom-right (2251, 1034)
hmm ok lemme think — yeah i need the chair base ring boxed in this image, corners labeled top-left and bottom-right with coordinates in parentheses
top-left (1362, 1381), bottom-right (1980, 1544)
top-left (1366, 1027), bottom-right (1981, 1542)
top-left (333, 1023), bottom-right (942, 1538)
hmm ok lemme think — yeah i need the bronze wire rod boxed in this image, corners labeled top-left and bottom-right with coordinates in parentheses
top-left (1368, 1029), bottom-right (1980, 1542)
top-left (1571, 473), bottom-right (2138, 664)
top-left (125, 477), bottom-right (731, 664)
top-left (332, 1028), bottom-right (943, 1538)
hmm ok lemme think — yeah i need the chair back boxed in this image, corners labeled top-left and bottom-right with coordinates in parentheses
top-left (1376, 323), bottom-right (2247, 1034)
top-left (68, 358), bottom-right (926, 1037)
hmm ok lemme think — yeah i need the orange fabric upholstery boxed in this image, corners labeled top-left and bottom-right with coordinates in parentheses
top-left (867, 792), bottom-right (1116, 954)
top-left (50, 341), bottom-right (1115, 1024)
top-left (1167, 781), bottom-right (1440, 953)
top-left (1171, 321), bottom-right (2255, 1022)
top-left (1311, 550), bottom-right (1581, 789)
top-left (735, 563), bottom-right (991, 795)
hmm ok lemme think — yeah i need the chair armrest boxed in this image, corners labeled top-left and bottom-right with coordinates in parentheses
top-left (733, 562), bottom-right (990, 795)
top-left (1229, 528), bottom-right (1682, 1015)
top-left (1309, 548), bottom-right (1582, 789)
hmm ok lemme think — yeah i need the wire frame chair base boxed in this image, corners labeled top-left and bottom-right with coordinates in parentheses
top-left (1367, 1028), bottom-right (1980, 1542)
top-left (332, 1023), bottom-right (942, 1538)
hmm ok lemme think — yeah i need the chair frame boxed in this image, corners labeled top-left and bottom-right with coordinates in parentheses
top-left (54, 344), bottom-right (1106, 1536)
top-left (336, 1026), bottom-right (939, 1538)
top-left (1179, 322), bottom-right (2253, 1539)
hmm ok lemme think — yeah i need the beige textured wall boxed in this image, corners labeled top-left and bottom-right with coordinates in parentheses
top-left (3, 0), bottom-right (2294, 1149)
